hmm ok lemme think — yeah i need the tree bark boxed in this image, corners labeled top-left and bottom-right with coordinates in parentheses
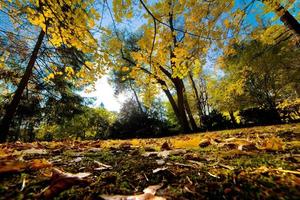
top-left (158, 80), bottom-right (191, 133)
top-left (274, 5), bottom-right (300, 38)
top-left (174, 79), bottom-right (192, 133)
top-left (189, 73), bottom-right (204, 125)
top-left (229, 111), bottom-right (237, 127)
top-left (0, 30), bottom-right (45, 143)
top-left (129, 81), bottom-right (144, 113)
top-left (181, 79), bottom-right (198, 131)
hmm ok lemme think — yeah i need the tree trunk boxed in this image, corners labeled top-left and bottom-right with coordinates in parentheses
top-left (181, 79), bottom-right (198, 131)
top-left (274, 5), bottom-right (300, 38)
top-left (0, 30), bottom-right (45, 143)
top-left (159, 80), bottom-right (191, 133)
top-left (174, 79), bottom-right (192, 133)
top-left (229, 111), bottom-right (237, 127)
top-left (183, 93), bottom-right (198, 131)
top-left (189, 73), bottom-right (204, 125)
top-left (129, 81), bottom-right (144, 113)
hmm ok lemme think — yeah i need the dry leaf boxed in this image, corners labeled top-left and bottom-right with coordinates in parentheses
top-left (199, 139), bottom-right (211, 148)
top-left (94, 160), bottom-right (112, 170)
top-left (100, 184), bottom-right (165, 200)
top-left (0, 160), bottom-right (27, 174)
top-left (142, 149), bottom-right (186, 159)
top-left (261, 137), bottom-right (284, 151)
top-left (153, 167), bottom-right (168, 173)
top-left (161, 141), bottom-right (172, 150)
top-left (157, 149), bottom-right (186, 159)
top-left (30, 159), bottom-right (52, 170)
top-left (39, 168), bottom-right (91, 199)
top-left (13, 148), bottom-right (48, 156)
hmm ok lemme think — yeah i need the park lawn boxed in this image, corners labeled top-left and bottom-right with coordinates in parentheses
top-left (0, 123), bottom-right (299, 199)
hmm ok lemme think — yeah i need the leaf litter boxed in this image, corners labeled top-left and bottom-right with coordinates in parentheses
top-left (0, 123), bottom-right (299, 199)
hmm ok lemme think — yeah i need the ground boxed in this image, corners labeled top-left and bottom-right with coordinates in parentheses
top-left (0, 123), bottom-right (299, 200)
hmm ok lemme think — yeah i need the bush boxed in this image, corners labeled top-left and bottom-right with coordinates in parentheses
top-left (201, 110), bottom-right (233, 131)
top-left (109, 99), bottom-right (170, 139)
top-left (277, 98), bottom-right (300, 123)
top-left (239, 107), bottom-right (281, 125)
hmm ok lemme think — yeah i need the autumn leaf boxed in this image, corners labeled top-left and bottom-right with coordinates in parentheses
top-left (0, 160), bottom-right (27, 174)
top-left (260, 137), bottom-right (285, 151)
top-left (100, 184), bottom-right (166, 200)
top-left (29, 159), bottom-right (52, 170)
top-left (0, 159), bottom-right (51, 174)
top-left (39, 168), bottom-right (91, 199)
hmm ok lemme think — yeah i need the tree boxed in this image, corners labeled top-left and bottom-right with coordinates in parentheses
top-left (0, 0), bottom-right (100, 142)
top-left (104, 0), bottom-right (235, 132)
top-left (261, 0), bottom-right (300, 42)
top-left (213, 25), bottom-right (300, 123)
top-left (109, 98), bottom-right (168, 138)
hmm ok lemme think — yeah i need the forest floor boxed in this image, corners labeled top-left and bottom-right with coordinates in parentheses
top-left (0, 123), bottom-right (299, 200)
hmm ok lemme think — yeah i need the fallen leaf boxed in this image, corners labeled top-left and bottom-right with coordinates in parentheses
top-left (153, 167), bottom-right (168, 173)
top-left (156, 159), bottom-right (165, 165)
top-left (0, 148), bottom-right (12, 158)
top-left (142, 149), bottom-right (186, 159)
top-left (261, 137), bottom-right (284, 151)
top-left (199, 139), bottom-right (211, 148)
top-left (238, 143), bottom-right (258, 151)
top-left (0, 160), bottom-right (27, 174)
top-left (30, 159), bottom-right (52, 170)
top-left (100, 184), bottom-right (165, 200)
top-left (13, 148), bottom-right (48, 156)
top-left (39, 168), bottom-right (91, 199)
top-left (94, 160), bottom-right (112, 170)
top-left (71, 157), bottom-right (83, 163)
top-left (143, 184), bottom-right (163, 195)
top-left (0, 158), bottom-right (52, 174)
top-left (161, 141), bottom-right (172, 150)
top-left (157, 149), bottom-right (186, 159)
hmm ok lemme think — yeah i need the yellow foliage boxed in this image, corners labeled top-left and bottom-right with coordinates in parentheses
top-left (25, 0), bottom-right (99, 53)
top-left (44, 73), bottom-right (55, 81)
top-left (65, 66), bottom-right (75, 77)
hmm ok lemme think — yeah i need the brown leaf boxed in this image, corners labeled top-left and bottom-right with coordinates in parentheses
top-left (261, 137), bottom-right (284, 151)
top-left (100, 184), bottom-right (165, 200)
top-left (39, 168), bottom-right (91, 199)
top-left (0, 158), bottom-right (52, 174)
top-left (30, 159), bottom-right (52, 170)
top-left (199, 139), bottom-right (211, 148)
top-left (0, 160), bottom-right (27, 174)
top-left (238, 143), bottom-right (258, 151)
top-left (94, 160), bottom-right (112, 171)
top-left (0, 148), bottom-right (13, 158)
top-left (161, 141), bottom-right (172, 150)
top-left (13, 148), bottom-right (48, 156)
top-left (119, 142), bottom-right (132, 150)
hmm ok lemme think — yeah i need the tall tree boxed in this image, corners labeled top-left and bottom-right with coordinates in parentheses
top-left (104, 0), bottom-right (235, 132)
top-left (212, 25), bottom-right (300, 120)
top-left (0, 0), bottom-right (100, 142)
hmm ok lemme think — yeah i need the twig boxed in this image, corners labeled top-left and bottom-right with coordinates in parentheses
top-left (207, 172), bottom-right (220, 179)
top-left (218, 163), bottom-right (234, 170)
